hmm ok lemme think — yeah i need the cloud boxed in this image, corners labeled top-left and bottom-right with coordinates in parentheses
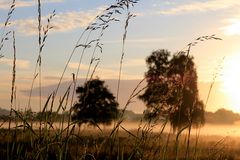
top-left (0, 0), bottom-right (63, 9)
top-left (220, 18), bottom-right (240, 36)
top-left (8, 7), bottom-right (104, 35)
top-left (152, 1), bottom-right (176, 8)
top-left (44, 76), bottom-right (69, 81)
top-left (68, 62), bottom-right (116, 76)
top-left (155, 0), bottom-right (240, 15)
top-left (93, 67), bottom-right (142, 79)
top-left (68, 63), bottom-right (89, 70)
top-left (104, 38), bottom-right (166, 44)
top-left (68, 62), bottom-right (143, 79)
top-left (0, 58), bottom-right (30, 69)
top-left (119, 59), bottom-right (145, 67)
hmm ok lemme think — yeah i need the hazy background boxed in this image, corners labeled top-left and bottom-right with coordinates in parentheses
top-left (1, 0), bottom-right (240, 113)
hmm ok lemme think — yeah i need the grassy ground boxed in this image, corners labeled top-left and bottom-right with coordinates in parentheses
top-left (0, 0), bottom-right (235, 159)
top-left (0, 121), bottom-right (239, 160)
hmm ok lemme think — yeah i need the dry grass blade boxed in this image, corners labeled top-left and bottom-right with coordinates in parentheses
top-left (110, 119), bottom-right (124, 137)
top-left (56, 85), bottom-right (71, 114)
top-left (89, 60), bottom-right (100, 81)
top-left (28, 1), bottom-right (56, 112)
top-left (11, 31), bottom-right (16, 107)
top-left (175, 124), bottom-right (189, 159)
top-left (117, 12), bottom-right (135, 100)
top-left (205, 57), bottom-right (225, 107)
top-left (85, 10), bottom-right (120, 82)
top-left (42, 94), bottom-right (53, 113)
top-left (72, 30), bottom-right (92, 90)
top-left (8, 31), bottom-right (16, 134)
top-left (170, 35), bottom-right (223, 160)
top-left (40, 10), bottom-right (56, 53)
top-left (120, 124), bottom-right (139, 139)
top-left (0, 0), bottom-right (15, 56)
top-left (55, 0), bottom-right (138, 96)
top-left (11, 109), bottom-right (37, 136)
top-left (38, 0), bottom-right (42, 49)
top-left (120, 78), bottom-right (146, 120)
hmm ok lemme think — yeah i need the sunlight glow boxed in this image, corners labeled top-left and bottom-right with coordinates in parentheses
top-left (222, 54), bottom-right (240, 112)
top-left (223, 20), bottom-right (240, 36)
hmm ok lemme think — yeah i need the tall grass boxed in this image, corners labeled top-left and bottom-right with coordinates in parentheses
top-left (117, 12), bottom-right (136, 101)
top-left (0, 0), bottom-right (235, 160)
top-left (0, 0), bottom-right (15, 58)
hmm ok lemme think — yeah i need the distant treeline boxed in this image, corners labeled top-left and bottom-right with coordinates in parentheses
top-left (205, 108), bottom-right (240, 124)
top-left (0, 108), bottom-right (239, 124)
top-left (123, 108), bottom-right (240, 124)
top-left (0, 109), bottom-right (142, 122)
top-left (0, 108), bottom-right (69, 122)
top-left (123, 109), bottom-right (240, 124)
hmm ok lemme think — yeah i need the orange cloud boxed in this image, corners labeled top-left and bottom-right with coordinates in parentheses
top-left (7, 7), bottom-right (104, 35)
top-left (155, 0), bottom-right (240, 15)
top-left (0, 58), bottom-right (30, 69)
top-left (0, 0), bottom-right (63, 9)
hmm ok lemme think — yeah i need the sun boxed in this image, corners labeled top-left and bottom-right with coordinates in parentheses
top-left (222, 54), bottom-right (240, 112)
top-left (223, 20), bottom-right (240, 36)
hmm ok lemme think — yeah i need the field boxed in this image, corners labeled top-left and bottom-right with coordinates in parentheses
top-left (0, 121), bottom-right (239, 160)
top-left (1, 0), bottom-right (240, 159)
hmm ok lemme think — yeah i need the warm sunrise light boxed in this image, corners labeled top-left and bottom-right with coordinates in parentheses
top-left (223, 20), bottom-right (240, 36)
top-left (222, 54), bottom-right (240, 112)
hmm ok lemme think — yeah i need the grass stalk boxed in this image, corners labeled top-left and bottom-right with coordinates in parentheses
top-left (37, 0), bottom-right (43, 137)
top-left (116, 12), bottom-right (135, 101)
top-left (0, 0), bottom-right (15, 57)
top-left (2, 1), bottom-right (232, 160)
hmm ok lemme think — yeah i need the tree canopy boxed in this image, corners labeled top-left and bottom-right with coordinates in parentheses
top-left (72, 78), bottom-right (119, 125)
top-left (139, 49), bottom-right (205, 131)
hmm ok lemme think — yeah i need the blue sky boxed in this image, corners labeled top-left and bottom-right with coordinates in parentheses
top-left (1, 0), bottom-right (240, 112)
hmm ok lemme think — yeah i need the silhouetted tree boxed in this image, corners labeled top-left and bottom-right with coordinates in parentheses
top-left (72, 78), bottom-right (119, 126)
top-left (139, 49), bottom-right (205, 131)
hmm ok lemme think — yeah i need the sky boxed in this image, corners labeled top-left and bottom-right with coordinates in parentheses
top-left (1, 0), bottom-right (240, 113)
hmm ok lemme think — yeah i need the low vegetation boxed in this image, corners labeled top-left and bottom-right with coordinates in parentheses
top-left (0, 126), bottom-right (238, 160)
top-left (0, 0), bottom-right (237, 159)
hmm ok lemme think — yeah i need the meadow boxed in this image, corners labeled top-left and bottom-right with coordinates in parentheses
top-left (0, 120), bottom-right (239, 159)
top-left (0, 0), bottom-right (239, 159)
